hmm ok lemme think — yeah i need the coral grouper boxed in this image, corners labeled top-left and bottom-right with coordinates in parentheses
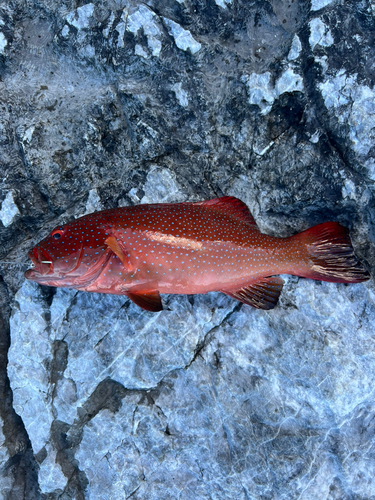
top-left (25, 197), bottom-right (370, 311)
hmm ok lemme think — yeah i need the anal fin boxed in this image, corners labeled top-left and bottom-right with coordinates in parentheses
top-left (222, 277), bottom-right (284, 310)
top-left (125, 290), bottom-right (163, 312)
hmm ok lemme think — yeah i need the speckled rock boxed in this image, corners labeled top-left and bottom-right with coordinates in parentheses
top-left (1, 1), bottom-right (375, 499)
top-left (0, 422), bottom-right (13, 499)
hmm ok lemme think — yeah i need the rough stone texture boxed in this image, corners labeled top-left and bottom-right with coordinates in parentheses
top-left (1, 0), bottom-right (375, 498)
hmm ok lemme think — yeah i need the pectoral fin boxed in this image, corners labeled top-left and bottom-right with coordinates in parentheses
top-left (222, 277), bottom-right (284, 310)
top-left (105, 236), bottom-right (131, 271)
top-left (125, 290), bottom-right (163, 312)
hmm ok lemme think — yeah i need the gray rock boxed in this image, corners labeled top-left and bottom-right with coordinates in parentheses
top-left (0, 422), bottom-right (13, 498)
top-left (1, 0), bottom-right (374, 498)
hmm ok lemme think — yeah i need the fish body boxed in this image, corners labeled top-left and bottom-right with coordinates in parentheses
top-left (25, 197), bottom-right (370, 311)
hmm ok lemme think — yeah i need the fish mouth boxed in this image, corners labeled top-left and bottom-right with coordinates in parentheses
top-left (24, 245), bottom-right (113, 289)
top-left (25, 248), bottom-right (54, 280)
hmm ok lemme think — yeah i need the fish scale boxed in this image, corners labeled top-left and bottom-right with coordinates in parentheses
top-left (25, 196), bottom-right (370, 311)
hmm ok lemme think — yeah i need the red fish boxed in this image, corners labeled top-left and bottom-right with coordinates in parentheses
top-left (25, 197), bottom-right (370, 311)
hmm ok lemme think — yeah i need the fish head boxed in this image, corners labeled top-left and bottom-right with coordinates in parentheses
top-left (25, 215), bottom-right (110, 287)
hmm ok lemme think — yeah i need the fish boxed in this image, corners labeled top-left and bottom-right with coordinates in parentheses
top-left (25, 196), bottom-right (370, 311)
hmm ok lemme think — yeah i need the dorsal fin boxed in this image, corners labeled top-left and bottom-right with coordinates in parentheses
top-left (192, 196), bottom-right (258, 227)
top-left (222, 277), bottom-right (284, 310)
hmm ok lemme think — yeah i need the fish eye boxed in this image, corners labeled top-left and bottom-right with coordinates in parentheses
top-left (52, 228), bottom-right (64, 240)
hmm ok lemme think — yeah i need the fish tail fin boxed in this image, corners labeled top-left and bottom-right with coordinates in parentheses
top-left (292, 222), bottom-right (370, 283)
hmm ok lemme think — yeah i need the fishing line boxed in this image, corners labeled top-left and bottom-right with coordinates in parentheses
top-left (0, 262), bottom-right (35, 267)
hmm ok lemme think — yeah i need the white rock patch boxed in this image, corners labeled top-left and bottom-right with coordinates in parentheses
top-left (288, 34), bottom-right (302, 61)
top-left (103, 12), bottom-right (115, 38)
top-left (309, 18), bottom-right (334, 50)
top-left (23, 126), bottom-right (35, 143)
top-left (163, 17), bottom-right (201, 54)
top-left (85, 188), bottom-right (102, 214)
top-left (0, 32), bottom-right (7, 53)
top-left (242, 72), bottom-right (274, 115)
top-left (115, 22), bottom-right (125, 48)
top-left (61, 25), bottom-right (70, 37)
top-left (275, 68), bottom-right (304, 96)
top-left (243, 68), bottom-right (304, 115)
top-left (319, 70), bottom-right (353, 111)
top-left (214, 0), bottom-right (232, 8)
top-left (38, 443), bottom-right (67, 493)
top-left (135, 44), bottom-right (149, 58)
top-left (8, 282), bottom-right (54, 454)
top-left (141, 166), bottom-right (185, 204)
top-left (319, 70), bottom-right (375, 158)
top-left (66, 3), bottom-right (95, 30)
top-left (127, 5), bottom-right (162, 57)
top-left (311, 0), bottom-right (335, 10)
top-left (76, 405), bottom-right (142, 499)
top-left (348, 85), bottom-right (375, 157)
top-left (0, 191), bottom-right (20, 227)
top-left (172, 82), bottom-right (189, 107)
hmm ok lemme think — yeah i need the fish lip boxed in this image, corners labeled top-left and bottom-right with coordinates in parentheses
top-left (25, 248), bottom-right (54, 278)
top-left (24, 267), bottom-right (38, 280)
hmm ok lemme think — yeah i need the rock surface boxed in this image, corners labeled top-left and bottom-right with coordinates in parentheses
top-left (1, 1), bottom-right (375, 499)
